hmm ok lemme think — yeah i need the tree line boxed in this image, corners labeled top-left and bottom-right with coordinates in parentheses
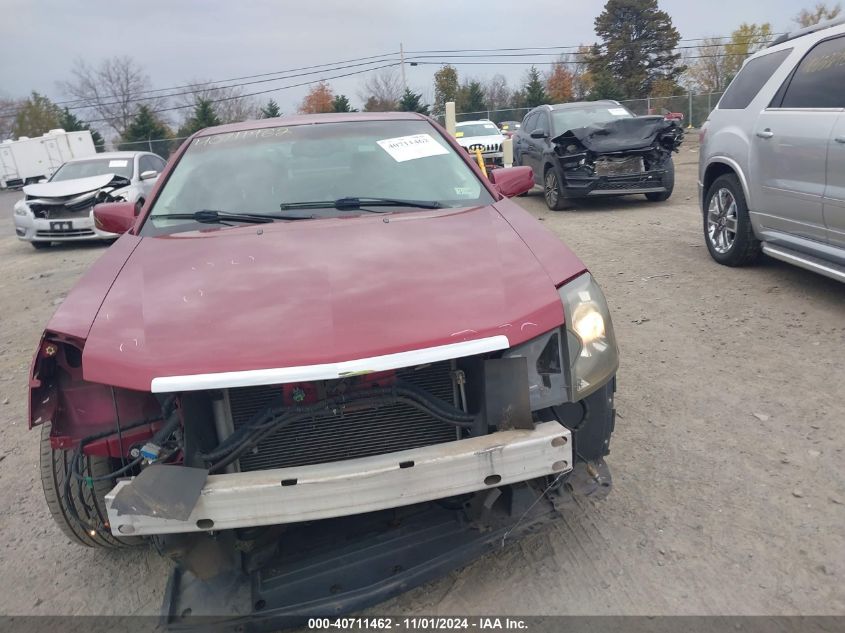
top-left (1, 0), bottom-right (839, 156)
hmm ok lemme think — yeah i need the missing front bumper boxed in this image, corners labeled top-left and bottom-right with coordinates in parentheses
top-left (106, 420), bottom-right (572, 536)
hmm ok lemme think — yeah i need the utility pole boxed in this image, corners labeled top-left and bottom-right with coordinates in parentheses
top-left (400, 42), bottom-right (407, 91)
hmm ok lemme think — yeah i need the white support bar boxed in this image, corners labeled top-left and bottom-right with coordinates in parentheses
top-left (445, 102), bottom-right (456, 137)
top-left (502, 138), bottom-right (513, 168)
top-left (150, 335), bottom-right (510, 392)
top-left (107, 421), bottom-right (572, 536)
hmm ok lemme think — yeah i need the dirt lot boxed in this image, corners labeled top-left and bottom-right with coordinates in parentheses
top-left (0, 140), bottom-right (843, 618)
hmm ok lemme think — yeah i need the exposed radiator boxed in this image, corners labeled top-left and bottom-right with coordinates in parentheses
top-left (227, 361), bottom-right (458, 471)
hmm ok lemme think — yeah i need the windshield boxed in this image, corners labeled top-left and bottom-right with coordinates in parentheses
top-left (51, 158), bottom-right (134, 181)
top-left (551, 105), bottom-right (633, 134)
top-left (455, 122), bottom-right (501, 138)
top-left (144, 119), bottom-right (492, 234)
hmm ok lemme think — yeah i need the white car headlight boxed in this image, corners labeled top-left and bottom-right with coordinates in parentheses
top-left (14, 201), bottom-right (29, 216)
top-left (559, 273), bottom-right (619, 398)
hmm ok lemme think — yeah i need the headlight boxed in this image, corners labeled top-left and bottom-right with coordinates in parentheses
top-left (559, 272), bottom-right (618, 398)
top-left (14, 201), bottom-right (29, 216)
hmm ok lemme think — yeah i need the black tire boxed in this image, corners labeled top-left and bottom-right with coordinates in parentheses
top-left (31, 241), bottom-right (51, 250)
top-left (645, 157), bottom-right (674, 202)
top-left (543, 166), bottom-right (569, 211)
top-left (703, 173), bottom-right (761, 267)
top-left (40, 421), bottom-right (144, 548)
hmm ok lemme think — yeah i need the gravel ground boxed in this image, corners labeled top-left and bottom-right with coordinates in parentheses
top-left (0, 139), bottom-right (843, 618)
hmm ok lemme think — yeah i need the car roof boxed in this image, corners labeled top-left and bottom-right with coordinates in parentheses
top-left (193, 111), bottom-right (430, 138)
top-left (758, 19), bottom-right (845, 61)
top-left (768, 15), bottom-right (845, 48)
top-left (66, 151), bottom-right (144, 162)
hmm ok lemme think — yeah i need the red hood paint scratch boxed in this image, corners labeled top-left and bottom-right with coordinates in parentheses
top-left (69, 203), bottom-right (583, 391)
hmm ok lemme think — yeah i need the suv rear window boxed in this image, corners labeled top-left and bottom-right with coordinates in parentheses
top-left (777, 36), bottom-right (845, 108)
top-left (718, 48), bottom-right (792, 110)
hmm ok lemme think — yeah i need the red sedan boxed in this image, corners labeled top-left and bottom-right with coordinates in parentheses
top-left (30, 112), bottom-right (618, 619)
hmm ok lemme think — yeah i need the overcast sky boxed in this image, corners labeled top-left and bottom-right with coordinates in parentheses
top-left (0, 0), bottom-right (808, 128)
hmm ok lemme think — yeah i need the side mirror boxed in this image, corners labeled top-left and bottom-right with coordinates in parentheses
top-left (530, 129), bottom-right (547, 139)
top-left (93, 201), bottom-right (137, 235)
top-left (140, 170), bottom-right (158, 181)
top-left (489, 166), bottom-right (534, 198)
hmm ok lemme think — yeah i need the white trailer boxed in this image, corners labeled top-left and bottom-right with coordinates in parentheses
top-left (0, 129), bottom-right (97, 189)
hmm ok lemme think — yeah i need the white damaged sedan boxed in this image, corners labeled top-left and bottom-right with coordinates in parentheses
top-left (13, 151), bottom-right (165, 249)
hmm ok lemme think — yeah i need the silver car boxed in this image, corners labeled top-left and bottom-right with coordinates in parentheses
top-left (699, 18), bottom-right (845, 282)
top-left (13, 151), bottom-right (165, 249)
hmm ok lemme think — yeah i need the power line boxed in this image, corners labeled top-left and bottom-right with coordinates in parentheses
top-left (48, 51), bottom-right (400, 108)
top-left (77, 61), bottom-right (402, 124)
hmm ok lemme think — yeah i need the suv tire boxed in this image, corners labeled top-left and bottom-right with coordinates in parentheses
top-left (544, 166), bottom-right (569, 211)
top-left (40, 421), bottom-right (144, 548)
top-left (645, 157), bottom-right (674, 202)
top-left (703, 173), bottom-right (761, 267)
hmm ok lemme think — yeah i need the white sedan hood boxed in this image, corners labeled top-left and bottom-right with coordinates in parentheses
top-left (23, 174), bottom-right (117, 199)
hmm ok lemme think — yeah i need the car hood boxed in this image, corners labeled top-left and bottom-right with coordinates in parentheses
top-left (551, 116), bottom-right (683, 154)
top-left (456, 135), bottom-right (505, 147)
top-left (23, 174), bottom-right (118, 199)
top-left (81, 205), bottom-right (573, 391)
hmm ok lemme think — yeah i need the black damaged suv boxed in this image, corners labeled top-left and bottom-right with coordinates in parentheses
top-left (513, 101), bottom-right (683, 210)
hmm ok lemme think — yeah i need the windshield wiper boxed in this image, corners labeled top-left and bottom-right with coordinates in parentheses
top-left (152, 210), bottom-right (312, 224)
top-left (279, 197), bottom-right (443, 212)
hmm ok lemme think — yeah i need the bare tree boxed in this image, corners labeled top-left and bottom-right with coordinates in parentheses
top-left (566, 47), bottom-right (593, 100)
top-left (484, 74), bottom-right (511, 112)
top-left (795, 2), bottom-right (842, 26)
top-left (358, 68), bottom-right (403, 111)
top-left (58, 56), bottom-right (164, 137)
top-left (684, 38), bottom-right (732, 93)
top-left (0, 96), bottom-right (22, 140)
top-left (173, 79), bottom-right (259, 125)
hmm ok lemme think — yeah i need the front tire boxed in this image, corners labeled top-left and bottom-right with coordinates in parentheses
top-left (40, 421), bottom-right (143, 548)
top-left (544, 167), bottom-right (568, 210)
top-left (703, 173), bottom-right (761, 267)
top-left (645, 157), bottom-right (674, 202)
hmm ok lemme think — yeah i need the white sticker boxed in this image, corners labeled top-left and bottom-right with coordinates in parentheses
top-left (483, 123), bottom-right (497, 129)
top-left (376, 134), bottom-right (449, 163)
top-left (108, 160), bottom-right (128, 167)
top-left (607, 108), bottom-right (629, 116)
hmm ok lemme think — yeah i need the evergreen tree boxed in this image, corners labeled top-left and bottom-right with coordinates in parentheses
top-left (58, 108), bottom-right (105, 152)
top-left (397, 89), bottom-right (430, 115)
top-left (260, 99), bottom-right (281, 118)
top-left (331, 94), bottom-right (357, 112)
top-left (119, 105), bottom-right (173, 158)
top-left (522, 67), bottom-right (549, 108)
top-left (457, 81), bottom-right (486, 115)
top-left (179, 99), bottom-right (222, 137)
top-left (589, 0), bottom-right (684, 99)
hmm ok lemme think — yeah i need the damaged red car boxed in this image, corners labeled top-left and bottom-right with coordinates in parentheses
top-left (30, 112), bottom-right (619, 622)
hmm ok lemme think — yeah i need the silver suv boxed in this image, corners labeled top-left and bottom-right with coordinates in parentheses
top-left (699, 18), bottom-right (845, 282)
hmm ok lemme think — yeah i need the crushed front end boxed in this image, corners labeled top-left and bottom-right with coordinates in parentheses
top-left (33, 271), bottom-right (618, 625)
top-left (551, 116), bottom-right (683, 197)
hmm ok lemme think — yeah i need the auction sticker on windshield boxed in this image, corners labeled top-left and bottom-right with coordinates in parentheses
top-left (377, 134), bottom-right (449, 162)
top-left (608, 108), bottom-right (630, 116)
